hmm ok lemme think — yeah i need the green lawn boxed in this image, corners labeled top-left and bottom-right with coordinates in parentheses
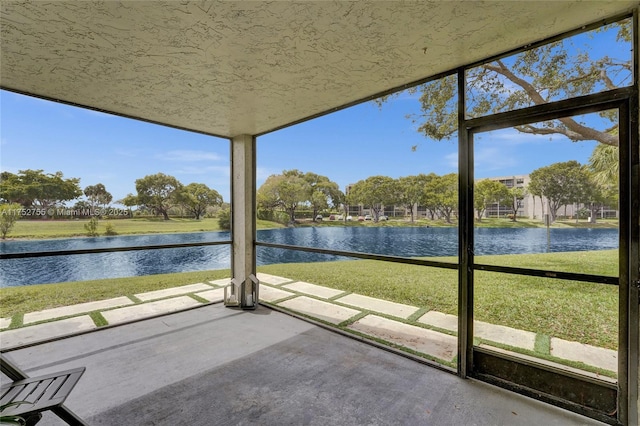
top-left (5, 218), bottom-right (284, 239)
top-left (258, 250), bottom-right (618, 350)
top-left (0, 250), bottom-right (618, 350)
top-left (3, 216), bottom-right (617, 240)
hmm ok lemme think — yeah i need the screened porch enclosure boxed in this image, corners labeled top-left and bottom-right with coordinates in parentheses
top-left (1, 2), bottom-right (638, 425)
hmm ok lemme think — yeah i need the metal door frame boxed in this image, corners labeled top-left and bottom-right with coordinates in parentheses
top-left (458, 92), bottom-right (637, 425)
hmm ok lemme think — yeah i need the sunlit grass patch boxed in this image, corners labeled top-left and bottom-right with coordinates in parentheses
top-left (6, 218), bottom-right (284, 239)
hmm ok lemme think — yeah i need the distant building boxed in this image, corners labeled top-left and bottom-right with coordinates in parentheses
top-left (482, 175), bottom-right (532, 219)
top-left (345, 174), bottom-right (618, 221)
top-left (481, 174), bottom-right (618, 220)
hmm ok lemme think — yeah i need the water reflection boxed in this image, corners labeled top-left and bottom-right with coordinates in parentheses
top-left (0, 227), bottom-right (618, 287)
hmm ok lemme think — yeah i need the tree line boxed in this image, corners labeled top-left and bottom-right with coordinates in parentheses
top-left (0, 149), bottom-right (616, 231)
top-left (0, 170), bottom-right (224, 220)
top-left (257, 157), bottom-right (617, 225)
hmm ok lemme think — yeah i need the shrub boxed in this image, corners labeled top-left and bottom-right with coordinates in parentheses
top-left (0, 203), bottom-right (22, 239)
top-left (84, 217), bottom-right (99, 237)
top-left (218, 208), bottom-right (231, 230)
top-left (257, 209), bottom-right (289, 225)
top-left (104, 222), bottom-right (117, 235)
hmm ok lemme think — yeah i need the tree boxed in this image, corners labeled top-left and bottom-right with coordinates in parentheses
top-left (0, 203), bottom-right (21, 239)
top-left (397, 174), bottom-right (433, 222)
top-left (0, 169), bottom-right (81, 209)
top-left (347, 176), bottom-right (397, 222)
top-left (572, 167), bottom-right (606, 224)
top-left (507, 187), bottom-right (527, 222)
top-left (384, 20), bottom-right (629, 148)
top-left (426, 173), bottom-right (458, 223)
top-left (301, 172), bottom-right (342, 222)
top-left (331, 190), bottom-right (349, 221)
top-left (177, 183), bottom-right (223, 219)
top-left (589, 143), bottom-right (618, 187)
top-left (0, 172), bottom-right (13, 204)
top-left (588, 142), bottom-right (619, 216)
top-left (474, 179), bottom-right (510, 221)
top-left (417, 173), bottom-right (440, 220)
top-left (257, 171), bottom-right (310, 223)
top-left (84, 183), bottom-right (112, 209)
top-left (72, 200), bottom-right (92, 218)
top-left (135, 173), bottom-right (183, 220)
top-left (119, 193), bottom-right (139, 215)
top-left (526, 178), bottom-right (543, 221)
top-left (375, 22), bottom-right (627, 227)
top-left (529, 161), bottom-right (590, 222)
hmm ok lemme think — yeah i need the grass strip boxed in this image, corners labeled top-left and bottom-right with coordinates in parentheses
top-left (189, 294), bottom-right (210, 304)
top-left (90, 311), bottom-right (108, 327)
top-left (535, 334), bottom-right (551, 355)
top-left (5, 218), bottom-right (283, 240)
top-left (9, 314), bottom-right (23, 329)
top-left (4, 217), bottom-right (617, 240)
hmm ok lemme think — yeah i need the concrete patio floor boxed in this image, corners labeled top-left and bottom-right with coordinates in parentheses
top-left (0, 273), bottom-right (618, 377)
top-left (2, 303), bottom-right (605, 425)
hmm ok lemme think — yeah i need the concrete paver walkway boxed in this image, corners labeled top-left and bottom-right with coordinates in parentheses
top-left (259, 285), bottom-right (295, 302)
top-left (0, 274), bottom-right (617, 378)
top-left (282, 281), bottom-right (346, 299)
top-left (0, 317), bottom-right (11, 329)
top-left (102, 296), bottom-right (201, 325)
top-left (23, 296), bottom-right (133, 324)
top-left (135, 283), bottom-right (213, 301)
top-left (551, 337), bottom-right (618, 373)
top-left (418, 310), bottom-right (537, 351)
top-left (349, 314), bottom-right (457, 362)
top-left (195, 287), bottom-right (225, 303)
top-left (1, 316), bottom-right (96, 348)
top-left (336, 293), bottom-right (420, 319)
top-left (277, 296), bottom-right (361, 324)
top-left (256, 272), bottom-right (292, 285)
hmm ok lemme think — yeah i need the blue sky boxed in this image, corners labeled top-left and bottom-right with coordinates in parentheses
top-left (0, 89), bottom-right (605, 205)
top-left (0, 20), bottom-right (627, 205)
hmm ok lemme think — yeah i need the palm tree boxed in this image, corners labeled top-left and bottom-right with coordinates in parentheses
top-left (589, 143), bottom-right (618, 187)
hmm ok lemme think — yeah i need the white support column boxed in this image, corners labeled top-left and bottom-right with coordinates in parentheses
top-left (229, 134), bottom-right (258, 309)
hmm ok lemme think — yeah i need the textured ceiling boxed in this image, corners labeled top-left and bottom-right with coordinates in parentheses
top-left (1, 1), bottom-right (638, 138)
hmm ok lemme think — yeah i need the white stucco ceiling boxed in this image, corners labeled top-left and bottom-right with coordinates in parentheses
top-left (1, 1), bottom-right (638, 138)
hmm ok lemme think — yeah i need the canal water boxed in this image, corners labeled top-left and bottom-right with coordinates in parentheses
top-left (0, 227), bottom-right (618, 287)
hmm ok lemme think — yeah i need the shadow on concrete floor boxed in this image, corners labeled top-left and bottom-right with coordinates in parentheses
top-left (3, 304), bottom-right (604, 426)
